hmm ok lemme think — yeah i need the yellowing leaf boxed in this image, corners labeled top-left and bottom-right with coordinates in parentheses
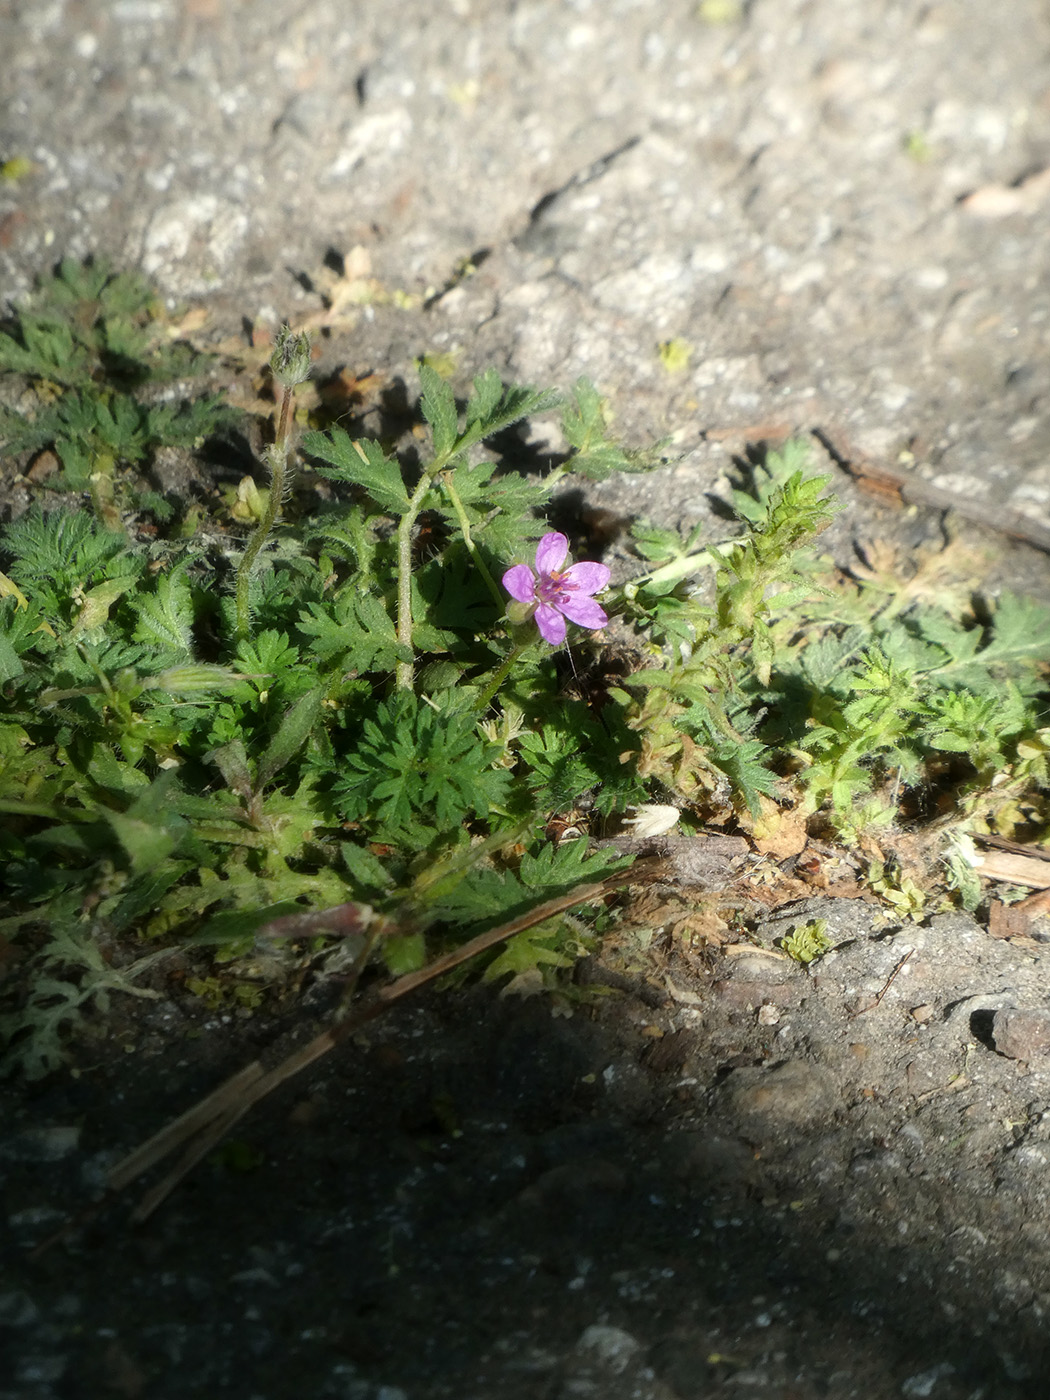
top-left (229, 474), bottom-right (267, 523)
top-left (696, 0), bottom-right (742, 24)
top-left (0, 570), bottom-right (28, 609)
top-left (69, 577), bottom-right (138, 635)
top-left (658, 338), bottom-right (693, 374)
top-left (1, 157), bottom-right (34, 184)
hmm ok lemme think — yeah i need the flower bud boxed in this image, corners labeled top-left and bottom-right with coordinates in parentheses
top-left (269, 324), bottom-right (312, 389)
top-left (145, 665), bottom-right (247, 694)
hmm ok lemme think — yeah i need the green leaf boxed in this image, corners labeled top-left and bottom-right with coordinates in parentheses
top-left (518, 838), bottom-right (633, 892)
top-left (341, 841), bottom-right (397, 897)
top-left (131, 566), bottom-right (194, 653)
top-left (2, 505), bottom-right (134, 598)
top-left (235, 629), bottom-right (300, 681)
top-left (454, 379), bottom-right (561, 454)
top-left (335, 692), bottom-right (511, 846)
top-left (299, 591), bottom-right (409, 672)
top-left (301, 428), bottom-right (410, 514)
top-left (559, 377), bottom-right (636, 480)
top-left (418, 361), bottom-right (459, 460)
top-left (463, 367), bottom-right (504, 431)
top-left (383, 932), bottom-right (428, 976)
top-left (516, 704), bottom-right (645, 816)
top-left (101, 773), bottom-right (189, 874)
top-left (104, 809), bottom-right (182, 873)
top-left (481, 922), bottom-right (574, 983)
top-left (207, 739), bottom-right (254, 799)
top-left (0, 631), bottom-right (23, 682)
top-left (192, 902), bottom-right (302, 947)
top-left (708, 738), bottom-right (779, 818)
top-left (256, 686), bottom-right (324, 787)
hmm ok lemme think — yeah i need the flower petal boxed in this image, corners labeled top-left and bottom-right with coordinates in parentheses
top-left (535, 603), bottom-right (567, 646)
top-left (534, 532), bottom-right (568, 576)
top-left (562, 561), bottom-right (611, 596)
top-left (558, 595), bottom-right (608, 630)
top-left (502, 564), bottom-right (536, 603)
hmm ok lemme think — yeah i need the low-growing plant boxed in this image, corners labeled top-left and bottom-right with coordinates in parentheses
top-left (780, 919), bottom-right (832, 964)
top-left (0, 256), bottom-right (236, 522)
top-left (2, 262), bottom-right (1050, 1078)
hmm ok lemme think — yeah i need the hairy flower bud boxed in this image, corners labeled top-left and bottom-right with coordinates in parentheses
top-left (269, 324), bottom-right (312, 389)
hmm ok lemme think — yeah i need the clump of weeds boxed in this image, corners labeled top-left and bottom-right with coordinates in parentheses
top-left (1, 260), bottom-right (1049, 1077)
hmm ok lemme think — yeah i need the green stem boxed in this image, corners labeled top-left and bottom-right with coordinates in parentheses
top-left (440, 472), bottom-right (506, 613)
top-left (472, 642), bottom-right (526, 714)
top-left (236, 382), bottom-right (294, 641)
top-left (395, 471), bottom-right (437, 691)
top-left (623, 541), bottom-right (736, 598)
top-left (394, 443), bottom-right (460, 691)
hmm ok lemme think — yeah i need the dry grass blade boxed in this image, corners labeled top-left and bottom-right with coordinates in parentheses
top-left (98, 872), bottom-right (641, 1227)
top-left (106, 1062), bottom-right (266, 1192)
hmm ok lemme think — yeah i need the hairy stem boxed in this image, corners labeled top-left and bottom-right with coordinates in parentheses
top-left (235, 381), bottom-right (293, 641)
top-left (394, 446), bottom-right (458, 691)
top-left (622, 540), bottom-right (737, 598)
top-left (472, 642), bottom-right (526, 714)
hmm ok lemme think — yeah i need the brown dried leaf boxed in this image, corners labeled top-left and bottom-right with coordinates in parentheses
top-left (987, 900), bottom-right (1030, 940)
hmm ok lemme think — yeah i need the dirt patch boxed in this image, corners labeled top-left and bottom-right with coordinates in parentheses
top-left (3, 891), bottom-right (1050, 1400)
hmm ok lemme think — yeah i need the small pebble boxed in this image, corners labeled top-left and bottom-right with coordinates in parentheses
top-left (0, 1125), bottom-right (81, 1162)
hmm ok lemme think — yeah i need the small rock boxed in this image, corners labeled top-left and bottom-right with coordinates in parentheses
top-left (0, 1125), bottom-right (81, 1162)
top-left (574, 1325), bottom-right (642, 1374)
top-left (721, 1059), bottom-right (837, 1128)
top-left (712, 979), bottom-right (800, 1009)
top-left (0, 1291), bottom-right (39, 1328)
top-left (518, 1159), bottom-right (627, 1213)
top-left (900, 1361), bottom-right (955, 1397)
top-left (992, 1009), bottom-right (1050, 1061)
top-left (15, 1352), bottom-right (68, 1385)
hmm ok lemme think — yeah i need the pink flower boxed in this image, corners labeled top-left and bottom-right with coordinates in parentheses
top-left (502, 531), bottom-right (610, 646)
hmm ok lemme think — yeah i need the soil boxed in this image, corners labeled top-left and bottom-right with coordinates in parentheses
top-left (4, 2), bottom-right (1050, 1398)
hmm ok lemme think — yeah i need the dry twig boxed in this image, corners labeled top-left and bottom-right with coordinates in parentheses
top-left (34, 866), bottom-right (658, 1250)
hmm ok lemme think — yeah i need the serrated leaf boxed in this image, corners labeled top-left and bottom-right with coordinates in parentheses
top-left (518, 838), bottom-right (633, 891)
top-left (341, 841), bottom-right (396, 895)
top-left (256, 686), bottom-right (324, 787)
top-left (481, 922), bottom-right (574, 983)
top-left (299, 591), bottom-right (409, 672)
top-left (383, 932), bottom-right (427, 976)
top-left (630, 521), bottom-right (686, 564)
top-left (104, 809), bottom-right (182, 873)
top-left (335, 692), bottom-right (511, 846)
top-left (559, 377), bottom-right (633, 480)
top-left (0, 632), bottom-right (23, 682)
top-left (455, 381), bottom-right (561, 454)
top-left (418, 361), bottom-right (459, 459)
top-left (798, 627), bottom-right (867, 688)
top-left (301, 428), bottom-right (410, 514)
top-left (101, 774), bottom-right (188, 874)
top-left (207, 739), bottom-right (253, 799)
top-left (463, 367), bottom-right (504, 430)
top-left (131, 568), bottom-right (193, 652)
top-left (709, 738), bottom-right (779, 817)
top-left (974, 594), bottom-right (1050, 668)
